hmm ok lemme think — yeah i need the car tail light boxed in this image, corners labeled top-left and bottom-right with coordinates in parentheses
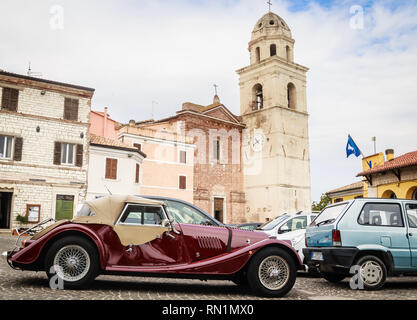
top-left (332, 229), bottom-right (342, 247)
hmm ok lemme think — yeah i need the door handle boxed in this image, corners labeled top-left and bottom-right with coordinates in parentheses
top-left (409, 233), bottom-right (414, 237)
top-left (164, 231), bottom-right (175, 239)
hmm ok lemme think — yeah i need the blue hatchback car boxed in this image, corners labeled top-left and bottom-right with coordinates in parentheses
top-left (303, 198), bottom-right (417, 290)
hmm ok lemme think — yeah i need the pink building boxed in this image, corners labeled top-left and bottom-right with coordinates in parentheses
top-left (118, 123), bottom-right (195, 203)
top-left (90, 107), bottom-right (118, 140)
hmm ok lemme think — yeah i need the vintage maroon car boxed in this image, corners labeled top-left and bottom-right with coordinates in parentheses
top-left (5, 195), bottom-right (302, 297)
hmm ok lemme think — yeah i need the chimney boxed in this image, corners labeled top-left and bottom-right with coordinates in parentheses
top-left (103, 107), bottom-right (108, 138)
top-left (386, 149), bottom-right (395, 161)
top-left (129, 120), bottom-right (136, 127)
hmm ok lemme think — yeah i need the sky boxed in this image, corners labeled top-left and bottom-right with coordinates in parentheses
top-left (1, 0), bottom-right (417, 202)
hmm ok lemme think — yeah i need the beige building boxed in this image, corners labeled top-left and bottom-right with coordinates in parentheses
top-left (0, 71), bottom-right (94, 230)
top-left (118, 123), bottom-right (195, 203)
top-left (237, 12), bottom-right (311, 221)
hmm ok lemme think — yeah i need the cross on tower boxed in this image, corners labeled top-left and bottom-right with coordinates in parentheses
top-left (267, 0), bottom-right (272, 12)
top-left (213, 84), bottom-right (218, 96)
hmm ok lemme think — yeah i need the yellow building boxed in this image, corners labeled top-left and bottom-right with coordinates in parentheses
top-left (326, 181), bottom-right (364, 204)
top-left (357, 149), bottom-right (417, 200)
top-left (327, 149), bottom-right (417, 202)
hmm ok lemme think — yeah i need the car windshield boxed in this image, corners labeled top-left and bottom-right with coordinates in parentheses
top-left (259, 215), bottom-right (290, 231)
top-left (311, 203), bottom-right (348, 226)
top-left (164, 200), bottom-right (218, 226)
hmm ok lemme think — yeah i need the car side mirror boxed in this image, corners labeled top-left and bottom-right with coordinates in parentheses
top-left (162, 219), bottom-right (171, 228)
top-left (278, 226), bottom-right (291, 234)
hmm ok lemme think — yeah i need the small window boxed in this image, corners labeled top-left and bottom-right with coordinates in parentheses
top-left (269, 20), bottom-right (275, 25)
top-left (179, 150), bottom-right (187, 164)
top-left (64, 98), bottom-right (79, 121)
top-left (120, 205), bottom-right (144, 224)
top-left (0, 135), bottom-right (13, 159)
top-left (287, 83), bottom-right (296, 109)
top-left (406, 204), bottom-right (417, 228)
top-left (105, 158), bottom-right (118, 180)
top-left (270, 44), bottom-right (277, 57)
top-left (179, 176), bottom-right (187, 190)
top-left (253, 84), bottom-right (263, 110)
top-left (213, 139), bottom-right (220, 161)
top-left (358, 203), bottom-right (404, 227)
top-left (61, 143), bottom-right (75, 165)
top-left (119, 205), bottom-right (165, 225)
top-left (1, 87), bottom-right (19, 112)
top-left (143, 206), bottom-right (165, 225)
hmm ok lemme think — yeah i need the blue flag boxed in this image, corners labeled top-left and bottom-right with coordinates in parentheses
top-left (346, 135), bottom-right (361, 158)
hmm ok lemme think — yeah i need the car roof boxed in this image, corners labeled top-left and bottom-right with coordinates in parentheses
top-left (74, 195), bottom-right (164, 226)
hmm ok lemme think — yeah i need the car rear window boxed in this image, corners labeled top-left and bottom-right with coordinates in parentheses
top-left (259, 215), bottom-right (290, 231)
top-left (358, 203), bottom-right (404, 227)
top-left (311, 203), bottom-right (348, 226)
top-left (75, 204), bottom-right (94, 217)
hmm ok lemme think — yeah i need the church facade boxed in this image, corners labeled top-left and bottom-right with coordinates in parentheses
top-left (121, 11), bottom-right (311, 223)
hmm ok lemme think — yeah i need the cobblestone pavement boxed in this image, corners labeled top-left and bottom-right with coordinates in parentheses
top-left (1, 235), bottom-right (417, 300)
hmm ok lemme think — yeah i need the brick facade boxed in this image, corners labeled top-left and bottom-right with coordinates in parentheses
top-left (132, 99), bottom-right (246, 224)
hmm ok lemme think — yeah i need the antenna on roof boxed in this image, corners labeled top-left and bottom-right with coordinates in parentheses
top-left (27, 62), bottom-right (43, 78)
top-left (104, 184), bottom-right (112, 195)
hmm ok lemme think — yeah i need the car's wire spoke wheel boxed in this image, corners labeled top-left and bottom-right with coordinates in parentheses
top-left (360, 260), bottom-right (383, 286)
top-left (53, 245), bottom-right (91, 282)
top-left (258, 255), bottom-right (290, 290)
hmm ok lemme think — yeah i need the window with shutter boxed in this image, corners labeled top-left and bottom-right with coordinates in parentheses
top-left (1, 87), bottom-right (19, 112)
top-left (105, 158), bottom-right (118, 180)
top-left (64, 98), bottom-right (79, 121)
top-left (61, 143), bottom-right (75, 165)
top-left (179, 176), bottom-right (186, 190)
top-left (0, 135), bottom-right (14, 159)
top-left (135, 164), bottom-right (140, 183)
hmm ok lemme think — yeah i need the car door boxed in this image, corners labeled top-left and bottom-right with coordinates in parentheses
top-left (163, 200), bottom-right (229, 261)
top-left (276, 215), bottom-right (308, 241)
top-left (355, 202), bottom-right (411, 270)
top-left (113, 203), bottom-right (188, 266)
top-left (405, 203), bottom-right (417, 267)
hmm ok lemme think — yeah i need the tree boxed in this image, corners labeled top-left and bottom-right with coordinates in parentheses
top-left (312, 194), bottom-right (331, 212)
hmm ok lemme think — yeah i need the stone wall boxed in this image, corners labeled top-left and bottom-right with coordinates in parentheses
top-left (0, 76), bottom-right (93, 230)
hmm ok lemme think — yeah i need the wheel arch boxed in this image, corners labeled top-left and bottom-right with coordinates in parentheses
top-left (243, 243), bottom-right (303, 273)
top-left (353, 249), bottom-right (394, 275)
top-left (36, 229), bottom-right (107, 270)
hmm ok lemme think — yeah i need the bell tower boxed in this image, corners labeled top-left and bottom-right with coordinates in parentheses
top-left (237, 12), bottom-right (311, 220)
